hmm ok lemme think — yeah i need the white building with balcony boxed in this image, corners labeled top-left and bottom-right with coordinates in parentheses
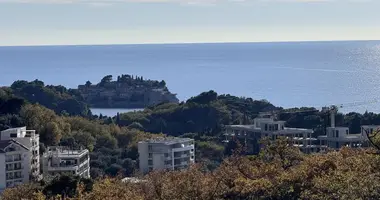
top-left (41, 146), bottom-right (90, 179)
top-left (318, 127), bottom-right (364, 151)
top-left (138, 138), bottom-right (195, 174)
top-left (224, 114), bottom-right (319, 154)
top-left (0, 139), bottom-right (31, 192)
top-left (0, 127), bottom-right (40, 181)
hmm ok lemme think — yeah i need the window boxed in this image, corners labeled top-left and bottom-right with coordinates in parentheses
top-left (336, 142), bottom-right (340, 148)
top-left (190, 149), bottom-right (194, 152)
top-left (148, 153), bottom-right (153, 158)
top-left (6, 155), bottom-right (12, 162)
top-left (148, 145), bottom-right (152, 151)
top-left (10, 133), bottom-right (17, 138)
top-left (346, 130), bottom-right (349, 135)
top-left (335, 130), bottom-right (339, 138)
top-left (14, 171), bottom-right (21, 178)
top-left (164, 153), bottom-right (169, 157)
top-left (191, 156), bottom-right (194, 159)
top-left (148, 160), bottom-right (153, 165)
top-left (264, 124), bottom-right (268, 131)
top-left (164, 160), bottom-right (171, 165)
top-left (6, 172), bottom-right (13, 180)
top-left (6, 181), bottom-right (12, 187)
top-left (149, 167), bottom-right (153, 172)
top-left (14, 163), bottom-right (21, 170)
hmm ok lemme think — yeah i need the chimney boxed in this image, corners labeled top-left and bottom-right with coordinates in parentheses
top-left (330, 107), bottom-right (336, 128)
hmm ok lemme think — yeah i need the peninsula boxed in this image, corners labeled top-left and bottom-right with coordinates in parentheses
top-left (77, 74), bottom-right (179, 108)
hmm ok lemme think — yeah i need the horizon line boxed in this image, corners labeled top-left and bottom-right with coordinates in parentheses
top-left (1, 39), bottom-right (379, 48)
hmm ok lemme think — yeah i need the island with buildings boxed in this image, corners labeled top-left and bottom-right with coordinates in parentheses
top-left (77, 74), bottom-right (179, 108)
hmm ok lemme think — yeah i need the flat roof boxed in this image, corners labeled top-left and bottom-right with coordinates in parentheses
top-left (139, 137), bottom-right (193, 145)
top-left (225, 125), bottom-right (313, 133)
top-left (1, 127), bottom-right (27, 132)
top-left (46, 147), bottom-right (88, 157)
top-left (318, 134), bottom-right (363, 141)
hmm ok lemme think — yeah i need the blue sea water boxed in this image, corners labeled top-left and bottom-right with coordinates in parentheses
top-left (90, 108), bottom-right (144, 117)
top-left (1, 41), bottom-right (380, 113)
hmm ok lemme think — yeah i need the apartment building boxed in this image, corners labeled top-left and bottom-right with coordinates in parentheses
top-left (0, 127), bottom-right (40, 181)
top-left (0, 140), bottom-right (31, 192)
top-left (41, 146), bottom-right (90, 179)
top-left (318, 127), bottom-right (364, 151)
top-left (138, 138), bottom-right (195, 174)
top-left (224, 114), bottom-right (318, 154)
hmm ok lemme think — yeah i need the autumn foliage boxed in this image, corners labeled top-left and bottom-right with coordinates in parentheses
top-left (3, 139), bottom-right (380, 200)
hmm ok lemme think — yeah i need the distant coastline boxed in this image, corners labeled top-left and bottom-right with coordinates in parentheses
top-left (1, 39), bottom-right (379, 48)
top-left (2, 40), bottom-right (380, 113)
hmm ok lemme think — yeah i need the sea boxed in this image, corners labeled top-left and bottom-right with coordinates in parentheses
top-left (1, 40), bottom-right (380, 115)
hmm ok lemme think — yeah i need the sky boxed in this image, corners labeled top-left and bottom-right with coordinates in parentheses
top-left (1, 0), bottom-right (380, 46)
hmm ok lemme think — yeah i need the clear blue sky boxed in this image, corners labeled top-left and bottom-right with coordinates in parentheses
top-left (1, 0), bottom-right (380, 46)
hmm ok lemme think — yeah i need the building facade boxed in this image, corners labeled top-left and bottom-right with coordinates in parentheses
top-left (318, 127), bottom-right (365, 151)
top-left (0, 127), bottom-right (40, 181)
top-left (41, 147), bottom-right (90, 179)
top-left (224, 114), bottom-right (319, 154)
top-left (138, 138), bottom-right (195, 174)
top-left (0, 140), bottom-right (31, 192)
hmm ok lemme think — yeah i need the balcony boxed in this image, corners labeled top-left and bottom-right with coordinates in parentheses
top-left (174, 161), bottom-right (189, 166)
top-left (6, 166), bottom-right (23, 171)
top-left (6, 175), bottom-right (24, 181)
top-left (48, 164), bottom-right (78, 172)
top-left (172, 145), bottom-right (194, 152)
top-left (13, 157), bottom-right (22, 162)
top-left (6, 157), bottom-right (22, 162)
top-left (174, 153), bottom-right (190, 159)
top-left (25, 130), bottom-right (38, 138)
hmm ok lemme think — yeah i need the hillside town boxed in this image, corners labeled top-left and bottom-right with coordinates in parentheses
top-left (1, 106), bottom-right (379, 193)
top-left (0, 126), bottom-right (195, 192)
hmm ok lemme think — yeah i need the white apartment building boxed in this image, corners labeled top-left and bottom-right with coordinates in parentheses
top-left (318, 127), bottom-right (364, 151)
top-left (0, 140), bottom-right (31, 192)
top-left (224, 114), bottom-right (319, 154)
top-left (0, 127), bottom-right (40, 181)
top-left (41, 146), bottom-right (90, 179)
top-left (138, 138), bottom-right (195, 174)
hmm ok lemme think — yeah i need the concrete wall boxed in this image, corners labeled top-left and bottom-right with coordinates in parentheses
top-left (138, 142), bottom-right (148, 174)
top-left (153, 153), bottom-right (165, 170)
top-left (0, 154), bottom-right (6, 190)
top-left (22, 151), bottom-right (31, 184)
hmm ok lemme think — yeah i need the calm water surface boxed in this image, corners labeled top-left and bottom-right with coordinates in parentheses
top-left (2, 41), bottom-right (380, 113)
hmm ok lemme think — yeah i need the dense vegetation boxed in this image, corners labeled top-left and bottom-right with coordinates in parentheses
top-left (0, 85), bottom-right (161, 178)
top-left (4, 78), bottom-right (380, 199)
top-left (117, 91), bottom-right (278, 136)
top-left (99, 74), bottom-right (168, 89)
top-left (3, 139), bottom-right (380, 200)
top-left (3, 80), bottom-right (380, 178)
top-left (9, 80), bottom-right (90, 116)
